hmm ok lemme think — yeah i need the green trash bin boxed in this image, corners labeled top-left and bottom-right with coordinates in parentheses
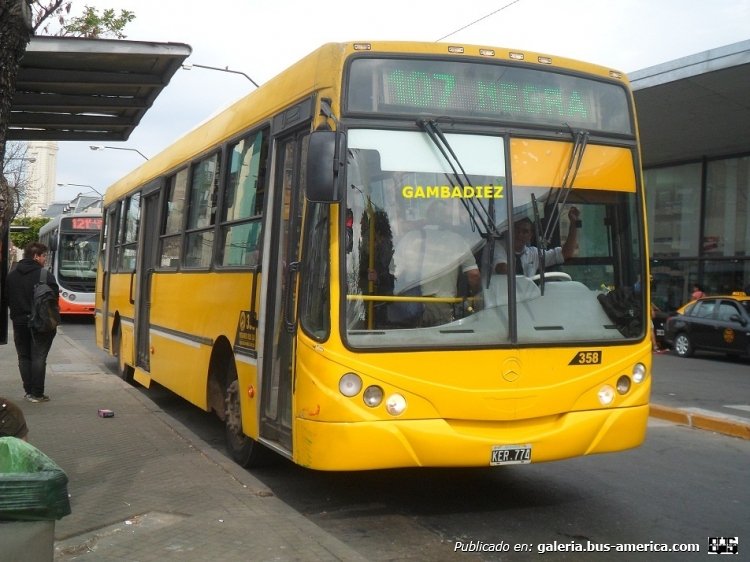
top-left (0, 437), bottom-right (71, 562)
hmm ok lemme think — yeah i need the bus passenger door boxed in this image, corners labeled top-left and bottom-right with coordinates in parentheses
top-left (135, 188), bottom-right (161, 371)
top-left (260, 132), bottom-right (308, 451)
top-left (99, 205), bottom-right (118, 351)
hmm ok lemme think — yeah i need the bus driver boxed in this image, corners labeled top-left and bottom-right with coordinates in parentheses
top-left (494, 207), bottom-right (580, 277)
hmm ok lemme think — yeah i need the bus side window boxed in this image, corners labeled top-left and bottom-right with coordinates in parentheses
top-left (117, 194), bottom-right (140, 271)
top-left (184, 153), bottom-right (220, 268)
top-left (160, 168), bottom-right (188, 268)
top-left (218, 129), bottom-right (268, 267)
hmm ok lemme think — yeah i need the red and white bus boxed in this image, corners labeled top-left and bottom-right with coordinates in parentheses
top-left (38, 212), bottom-right (102, 315)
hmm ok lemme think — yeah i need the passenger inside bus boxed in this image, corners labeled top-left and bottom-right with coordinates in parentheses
top-left (358, 209), bottom-right (395, 327)
top-left (389, 199), bottom-right (480, 327)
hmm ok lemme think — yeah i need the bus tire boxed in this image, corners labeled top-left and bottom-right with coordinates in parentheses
top-left (113, 325), bottom-right (135, 384)
top-left (225, 372), bottom-right (273, 468)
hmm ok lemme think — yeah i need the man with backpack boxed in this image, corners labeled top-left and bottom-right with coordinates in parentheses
top-left (6, 242), bottom-right (60, 403)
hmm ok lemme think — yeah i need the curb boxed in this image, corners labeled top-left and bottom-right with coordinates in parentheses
top-left (650, 404), bottom-right (750, 440)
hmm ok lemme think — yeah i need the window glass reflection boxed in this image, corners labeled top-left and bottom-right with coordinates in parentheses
top-left (645, 164), bottom-right (701, 258)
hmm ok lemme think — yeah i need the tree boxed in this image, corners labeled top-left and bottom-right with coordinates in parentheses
top-left (10, 215), bottom-right (50, 251)
top-left (30, 0), bottom-right (71, 34)
top-left (0, 1), bottom-right (135, 230)
top-left (31, 2), bottom-right (134, 38)
top-left (2, 141), bottom-right (33, 218)
top-left (59, 5), bottom-right (135, 38)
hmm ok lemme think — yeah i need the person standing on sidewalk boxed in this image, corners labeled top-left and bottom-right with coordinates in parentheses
top-left (5, 241), bottom-right (59, 403)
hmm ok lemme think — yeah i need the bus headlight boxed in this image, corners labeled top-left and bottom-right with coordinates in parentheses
top-left (632, 363), bottom-right (647, 383)
top-left (363, 386), bottom-right (384, 407)
top-left (339, 373), bottom-right (362, 397)
top-left (597, 385), bottom-right (615, 406)
top-left (68, 293), bottom-right (76, 301)
top-left (385, 393), bottom-right (407, 416)
top-left (616, 375), bottom-right (631, 394)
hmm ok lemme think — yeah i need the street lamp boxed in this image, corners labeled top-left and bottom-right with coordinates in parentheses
top-left (182, 63), bottom-right (260, 88)
top-left (57, 183), bottom-right (103, 197)
top-left (89, 145), bottom-right (149, 161)
top-left (57, 183), bottom-right (103, 213)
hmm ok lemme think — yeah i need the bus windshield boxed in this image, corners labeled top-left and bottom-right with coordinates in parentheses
top-left (344, 128), bottom-right (644, 349)
top-left (57, 231), bottom-right (99, 288)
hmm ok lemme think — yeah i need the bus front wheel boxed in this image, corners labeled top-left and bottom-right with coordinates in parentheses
top-left (225, 373), bottom-right (272, 467)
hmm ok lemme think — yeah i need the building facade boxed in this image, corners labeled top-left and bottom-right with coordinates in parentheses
top-left (23, 140), bottom-right (58, 217)
top-left (644, 156), bottom-right (749, 311)
top-left (631, 40), bottom-right (750, 311)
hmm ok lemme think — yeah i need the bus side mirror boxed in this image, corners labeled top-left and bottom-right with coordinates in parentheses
top-left (306, 131), bottom-right (345, 203)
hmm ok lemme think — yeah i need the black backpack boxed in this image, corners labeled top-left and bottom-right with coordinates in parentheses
top-left (29, 269), bottom-right (61, 333)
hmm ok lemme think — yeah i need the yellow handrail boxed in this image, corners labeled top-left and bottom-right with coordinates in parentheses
top-left (347, 294), bottom-right (469, 303)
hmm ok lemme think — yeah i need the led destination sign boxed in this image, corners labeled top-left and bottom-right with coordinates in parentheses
top-left (63, 217), bottom-right (103, 230)
top-left (347, 58), bottom-right (632, 134)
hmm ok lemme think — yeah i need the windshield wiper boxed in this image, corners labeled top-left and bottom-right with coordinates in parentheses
top-left (417, 119), bottom-right (502, 287)
top-left (417, 120), bottom-right (499, 237)
top-left (536, 128), bottom-right (589, 294)
top-left (541, 128), bottom-right (588, 243)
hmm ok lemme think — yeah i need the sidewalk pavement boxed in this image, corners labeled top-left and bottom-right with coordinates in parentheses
top-left (1, 331), bottom-right (748, 562)
top-left (1, 328), bottom-right (368, 562)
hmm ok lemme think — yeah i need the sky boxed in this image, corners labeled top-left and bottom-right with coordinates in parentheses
top-left (51, 0), bottom-right (750, 201)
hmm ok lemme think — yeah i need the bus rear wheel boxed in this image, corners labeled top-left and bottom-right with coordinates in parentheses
top-left (225, 374), bottom-right (272, 467)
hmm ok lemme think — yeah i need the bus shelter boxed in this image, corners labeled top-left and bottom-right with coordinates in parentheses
top-left (1, 36), bottom-right (191, 343)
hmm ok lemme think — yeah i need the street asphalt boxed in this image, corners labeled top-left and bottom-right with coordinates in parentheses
top-left (0, 327), bottom-right (747, 561)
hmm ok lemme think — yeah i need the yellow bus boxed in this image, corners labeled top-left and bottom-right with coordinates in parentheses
top-left (96, 41), bottom-right (651, 471)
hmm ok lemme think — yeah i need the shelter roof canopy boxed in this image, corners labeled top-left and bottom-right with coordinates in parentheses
top-left (9, 36), bottom-right (191, 142)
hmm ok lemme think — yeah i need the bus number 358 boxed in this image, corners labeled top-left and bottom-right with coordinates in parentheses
top-left (569, 351), bottom-right (602, 365)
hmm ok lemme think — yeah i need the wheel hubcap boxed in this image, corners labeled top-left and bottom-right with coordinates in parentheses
top-left (676, 336), bottom-right (688, 354)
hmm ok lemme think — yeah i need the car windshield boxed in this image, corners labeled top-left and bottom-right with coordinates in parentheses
top-left (343, 128), bottom-right (644, 349)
